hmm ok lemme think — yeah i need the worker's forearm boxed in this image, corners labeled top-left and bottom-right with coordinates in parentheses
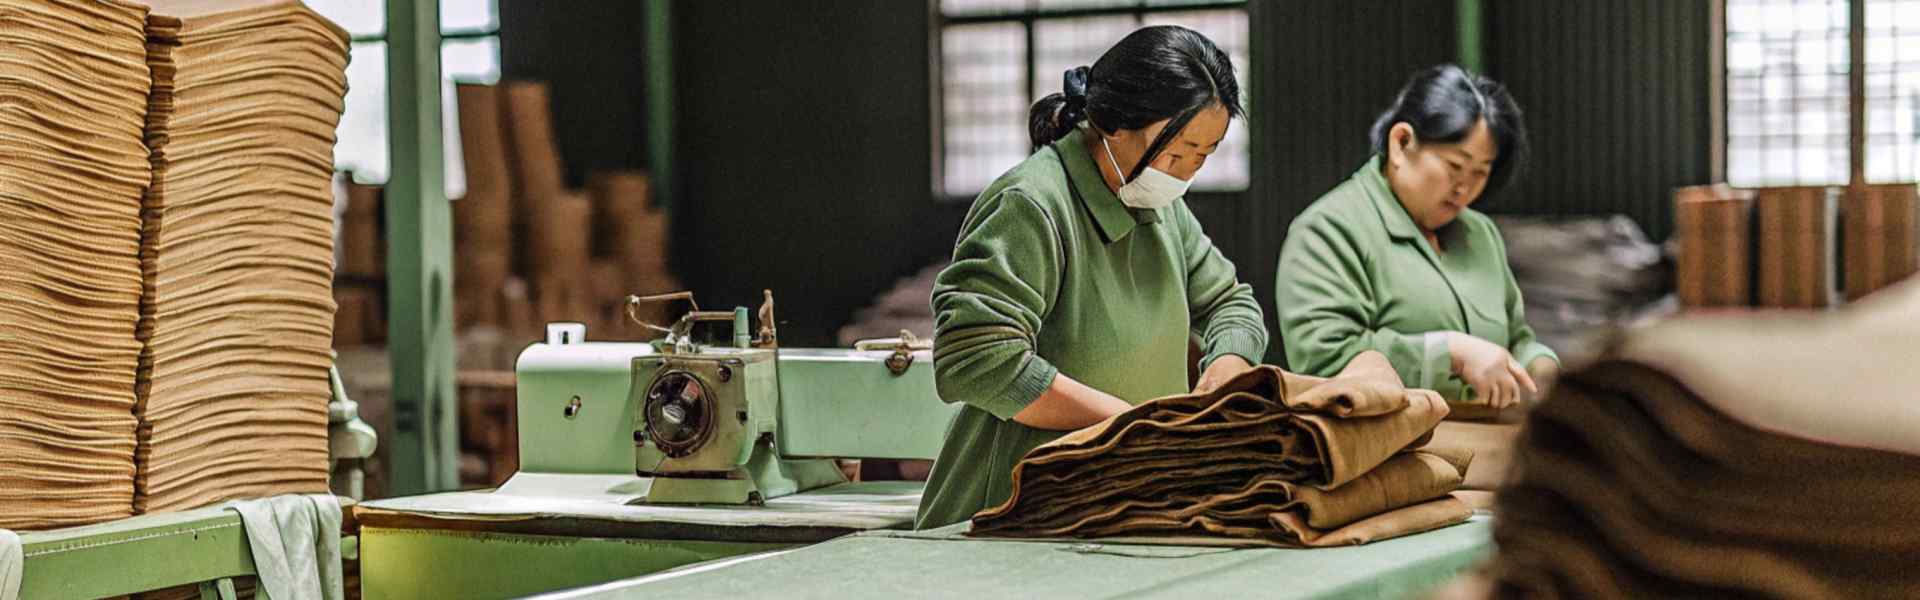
top-left (1011, 373), bottom-right (1132, 431)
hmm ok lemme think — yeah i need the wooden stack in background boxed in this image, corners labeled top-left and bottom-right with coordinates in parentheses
top-left (1673, 185), bottom-right (1756, 309)
top-left (1844, 183), bottom-right (1920, 301)
top-left (448, 80), bottom-right (681, 347)
top-left (136, 0), bottom-right (347, 513)
top-left (589, 171), bottom-right (680, 336)
top-left (453, 83), bottom-right (515, 331)
top-left (1754, 186), bottom-right (1838, 309)
top-left (0, 0), bottom-right (152, 531)
top-left (335, 182), bottom-right (384, 347)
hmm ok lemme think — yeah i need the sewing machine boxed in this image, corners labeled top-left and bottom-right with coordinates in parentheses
top-left (354, 292), bottom-right (959, 599)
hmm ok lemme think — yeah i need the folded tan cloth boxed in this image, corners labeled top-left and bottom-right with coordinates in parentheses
top-left (1487, 279), bottom-right (1920, 599)
top-left (972, 352), bottom-right (1472, 547)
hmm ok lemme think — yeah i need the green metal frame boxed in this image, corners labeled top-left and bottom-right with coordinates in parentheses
top-left (15, 508), bottom-right (256, 600)
top-left (1457, 0), bottom-right (1484, 73)
top-left (646, 0), bottom-right (674, 214)
top-left (384, 0), bottom-right (459, 495)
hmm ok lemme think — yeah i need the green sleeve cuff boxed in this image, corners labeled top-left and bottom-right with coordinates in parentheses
top-left (1200, 329), bottom-right (1267, 372)
top-left (1419, 331), bottom-right (1470, 403)
top-left (1514, 342), bottom-right (1560, 370)
top-left (974, 354), bottom-right (1059, 421)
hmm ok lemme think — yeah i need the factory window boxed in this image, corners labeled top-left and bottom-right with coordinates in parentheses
top-left (306, 0), bottom-right (502, 199)
top-left (937, 1), bottom-right (1250, 198)
top-left (1726, 0), bottom-right (1920, 187)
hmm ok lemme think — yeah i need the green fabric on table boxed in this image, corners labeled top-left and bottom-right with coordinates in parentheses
top-left (916, 127), bottom-right (1266, 530)
top-left (1276, 156), bottom-right (1556, 406)
top-left (531, 518), bottom-right (1493, 600)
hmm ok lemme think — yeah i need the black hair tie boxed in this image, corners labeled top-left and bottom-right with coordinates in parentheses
top-left (1058, 66), bottom-right (1090, 126)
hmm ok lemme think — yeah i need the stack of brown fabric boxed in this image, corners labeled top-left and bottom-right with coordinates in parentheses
top-left (1843, 183), bottom-right (1918, 301)
top-left (1488, 279), bottom-right (1920, 598)
top-left (1754, 186), bottom-right (1838, 309)
top-left (334, 182), bottom-right (383, 347)
top-left (452, 83), bottom-right (515, 330)
top-left (0, 0), bottom-right (152, 531)
top-left (973, 353), bottom-right (1474, 547)
top-left (135, 0), bottom-right (348, 513)
top-left (586, 170), bottom-right (679, 337)
top-left (1673, 184), bottom-right (1756, 309)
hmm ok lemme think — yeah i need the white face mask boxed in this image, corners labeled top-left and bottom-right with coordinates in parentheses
top-left (1102, 136), bottom-right (1190, 210)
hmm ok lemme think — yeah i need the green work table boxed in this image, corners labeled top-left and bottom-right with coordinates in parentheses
top-left (354, 480), bottom-right (925, 599)
top-left (13, 505), bottom-right (314, 600)
top-left (529, 516), bottom-right (1493, 600)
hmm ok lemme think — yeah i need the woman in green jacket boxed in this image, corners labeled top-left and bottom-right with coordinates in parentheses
top-left (915, 26), bottom-right (1267, 530)
top-left (1276, 65), bottom-right (1557, 417)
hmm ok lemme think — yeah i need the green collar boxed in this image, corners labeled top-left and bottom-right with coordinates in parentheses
top-left (1056, 127), bottom-right (1161, 244)
top-left (1355, 155), bottom-right (1426, 242)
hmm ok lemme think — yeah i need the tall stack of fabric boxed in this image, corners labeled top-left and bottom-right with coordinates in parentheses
top-left (1843, 183), bottom-right (1919, 301)
top-left (972, 353), bottom-right (1474, 547)
top-left (1488, 280), bottom-right (1920, 598)
top-left (0, 0), bottom-right (153, 531)
top-left (1754, 186), bottom-right (1838, 309)
top-left (135, 0), bottom-right (349, 513)
top-left (1672, 184), bottom-right (1756, 309)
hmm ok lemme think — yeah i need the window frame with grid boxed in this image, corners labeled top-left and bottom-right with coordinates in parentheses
top-left (1725, 0), bottom-right (1920, 187)
top-left (934, 0), bottom-right (1251, 201)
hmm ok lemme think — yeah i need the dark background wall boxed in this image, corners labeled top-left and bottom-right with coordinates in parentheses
top-left (667, 1), bottom-right (954, 346)
top-left (499, 1), bottom-right (651, 188)
top-left (1485, 0), bottom-right (1720, 241)
top-left (498, 0), bottom-right (1719, 353)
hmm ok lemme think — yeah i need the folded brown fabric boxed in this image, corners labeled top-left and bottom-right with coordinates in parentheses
top-left (0, 0), bottom-right (152, 531)
top-left (135, 0), bottom-right (347, 514)
top-left (1488, 282), bottom-right (1920, 598)
top-left (972, 352), bottom-right (1471, 547)
top-left (1429, 421), bottom-right (1517, 491)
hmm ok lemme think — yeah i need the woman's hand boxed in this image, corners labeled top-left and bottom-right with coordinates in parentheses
top-left (1447, 332), bottom-right (1537, 410)
top-left (1525, 357), bottom-right (1559, 402)
top-left (1194, 354), bottom-right (1255, 394)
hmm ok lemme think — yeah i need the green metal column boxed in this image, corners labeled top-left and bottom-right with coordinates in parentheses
top-left (385, 0), bottom-right (459, 494)
top-left (1456, 0), bottom-right (1484, 73)
top-left (646, 0), bottom-right (675, 214)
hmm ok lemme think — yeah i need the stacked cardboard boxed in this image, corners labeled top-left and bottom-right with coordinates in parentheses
top-left (1755, 186), bottom-right (1838, 309)
top-left (135, 0), bottom-right (348, 513)
top-left (334, 183), bottom-right (384, 347)
top-left (453, 83), bottom-right (513, 330)
top-left (1843, 183), bottom-right (1919, 301)
top-left (1673, 185), bottom-right (1755, 309)
top-left (587, 170), bottom-right (680, 335)
top-left (449, 81), bottom-right (681, 346)
top-left (0, 0), bottom-right (153, 530)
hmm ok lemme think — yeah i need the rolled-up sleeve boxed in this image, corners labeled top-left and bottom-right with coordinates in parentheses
top-left (1174, 203), bottom-right (1267, 370)
top-left (930, 191), bottom-right (1063, 420)
top-left (1277, 213), bottom-right (1460, 399)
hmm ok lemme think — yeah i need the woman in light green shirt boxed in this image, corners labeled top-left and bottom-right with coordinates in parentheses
top-left (916, 27), bottom-right (1267, 530)
top-left (1277, 65), bottom-right (1557, 417)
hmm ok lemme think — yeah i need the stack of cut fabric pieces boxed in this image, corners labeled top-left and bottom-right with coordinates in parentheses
top-left (0, 0), bottom-right (153, 531)
top-left (135, 0), bottom-right (349, 513)
top-left (973, 352), bottom-right (1475, 547)
top-left (1488, 278), bottom-right (1920, 598)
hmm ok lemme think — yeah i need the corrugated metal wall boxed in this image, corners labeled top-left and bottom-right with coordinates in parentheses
top-left (1247, 0), bottom-right (1459, 363)
top-left (1485, 0), bottom-right (1720, 241)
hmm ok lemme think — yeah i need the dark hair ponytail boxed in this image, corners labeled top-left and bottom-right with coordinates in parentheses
top-left (1028, 66), bottom-right (1091, 152)
top-left (1027, 25), bottom-right (1242, 178)
top-left (1370, 64), bottom-right (1529, 197)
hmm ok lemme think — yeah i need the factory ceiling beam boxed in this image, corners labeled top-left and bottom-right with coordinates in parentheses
top-left (385, 0), bottom-right (459, 494)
